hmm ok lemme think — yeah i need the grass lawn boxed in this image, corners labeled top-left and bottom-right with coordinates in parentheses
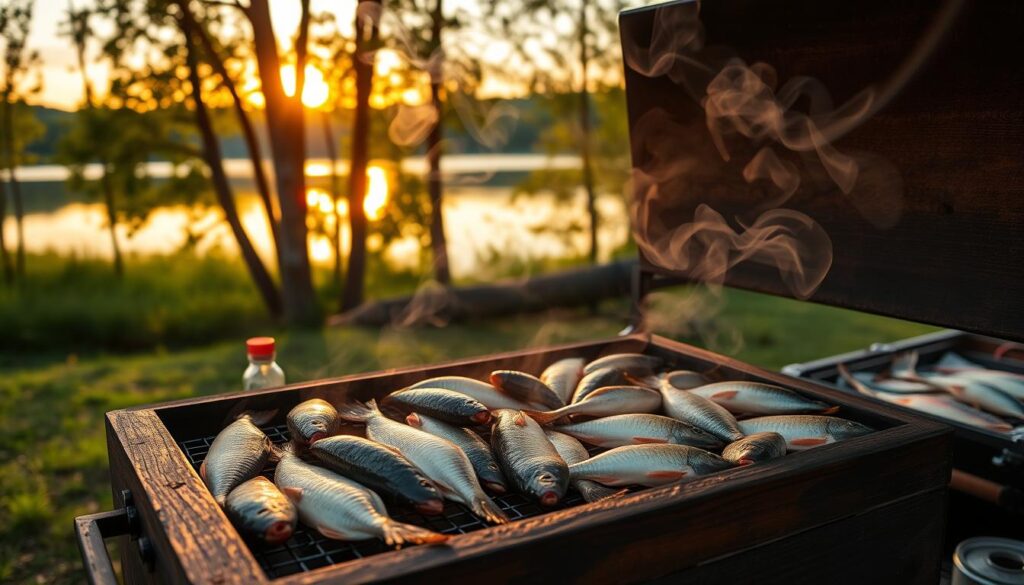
top-left (0, 287), bottom-right (936, 583)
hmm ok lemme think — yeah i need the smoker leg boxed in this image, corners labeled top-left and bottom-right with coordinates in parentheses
top-left (622, 267), bottom-right (653, 335)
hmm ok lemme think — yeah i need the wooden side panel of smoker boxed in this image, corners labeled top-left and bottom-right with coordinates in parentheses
top-left (106, 410), bottom-right (268, 584)
top-left (651, 488), bottom-right (947, 585)
top-left (621, 0), bottom-right (1024, 341)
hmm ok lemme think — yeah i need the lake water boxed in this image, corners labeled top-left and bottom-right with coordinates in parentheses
top-left (1, 155), bottom-right (631, 278)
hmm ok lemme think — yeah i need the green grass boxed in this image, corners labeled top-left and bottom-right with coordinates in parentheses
top-left (0, 283), bottom-right (938, 583)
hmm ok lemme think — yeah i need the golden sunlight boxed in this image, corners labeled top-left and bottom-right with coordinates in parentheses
top-left (281, 64), bottom-right (331, 109)
top-left (309, 235), bottom-right (333, 263)
top-left (364, 165), bottom-right (389, 221)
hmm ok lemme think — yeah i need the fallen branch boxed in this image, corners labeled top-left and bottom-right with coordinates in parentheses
top-left (329, 259), bottom-right (638, 327)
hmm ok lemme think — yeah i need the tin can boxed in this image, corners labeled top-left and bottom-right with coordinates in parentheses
top-left (953, 537), bottom-right (1024, 585)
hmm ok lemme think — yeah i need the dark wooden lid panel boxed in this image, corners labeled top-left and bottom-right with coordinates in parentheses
top-left (620, 0), bottom-right (1024, 341)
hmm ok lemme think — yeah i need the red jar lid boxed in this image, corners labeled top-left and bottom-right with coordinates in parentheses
top-left (246, 337), bottom-right (275, 359)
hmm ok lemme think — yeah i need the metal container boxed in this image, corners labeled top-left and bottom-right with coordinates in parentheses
top-left (953, 537), bottom-right (1024, 585)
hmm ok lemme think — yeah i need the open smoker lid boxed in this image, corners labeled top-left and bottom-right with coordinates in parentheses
top-left (619, 0), bottom-right (1024, 342)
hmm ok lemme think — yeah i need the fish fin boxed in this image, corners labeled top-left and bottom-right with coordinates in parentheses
top-left (381, 521), bottom-right (450, 548)
top-left (624, 372), bottom-right (658, 389)
top-left (268, 443), bottom-right (286, 462)
top-left (585, 476), bottom-right (623, 486)
top-left (895, 398), bottom-right (913, 405)
top-left (243, 409), bottom-right (279, 426)
top-left (646, 470), bottom-right (687, 480)
top-left (317, 526), bottom-right (351, 540)
top-left (577, 481), bottom-right (625, 503)
top-left (523, 409), bottom-right (565, 425)
top-left (470, 494), bottom-right (509, 525)
top-left (711, 390), bottom-right (738, 400)
top-left (281, 487), bottom-right (304, 503)
top-left (405, 413), bottom-right (423, 428)
top-left (821, 405), bottom-right (840, 415)
top-left (633, 437), bottom-right (668, 444)
top-left (513, 411), bottom-right (528, 427)
top-left (199, 459), bottom-right (207, 481)
top-left (791, 437), bottom-right (828, 447)
top-left (214, 494), bottom-right (226, 507)
top-left (337, 400), bottom-right (376, 423)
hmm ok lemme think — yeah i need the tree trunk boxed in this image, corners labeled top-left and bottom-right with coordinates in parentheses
top-left (427, 0), bottom-right (451, 284)
top-left (2, 97), bottom-right (26, 276)
top-left (247, 0), bottom-right (319, 326)
top-left (340, 0), bottom-right (380, 311)
top-left (178, 1), bottom-right (280, 251)
top-left (578, 1), bottom-right (598, 265)
top-left (329, 259), bottom-right (636, 327)
top-left (321, 110), bottom-right (343, 290)
top-left (100, 163), bottom-right (124, 277)
top-left (0, 176), bottom-right (11, 283)
top-left (183, 16), bottom-right (283, 318)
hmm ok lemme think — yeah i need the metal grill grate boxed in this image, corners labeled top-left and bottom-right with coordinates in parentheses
top-left (179, 424), bottom-right (596, 579)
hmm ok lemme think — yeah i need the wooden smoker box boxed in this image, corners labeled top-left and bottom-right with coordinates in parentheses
top-left (81, 334), bottom-right (949, 584)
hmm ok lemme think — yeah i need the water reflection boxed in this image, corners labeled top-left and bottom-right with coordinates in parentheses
top-left (1, 187), bottom-right (628, 278)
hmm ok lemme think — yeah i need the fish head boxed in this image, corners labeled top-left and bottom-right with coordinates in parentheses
top-left (407, 473), bottom-right (444, 512)
top-left (673, 424), bottom-right (724, 451)
top-left (231, 491), bottom-right (297, 545)
top-left (827, 418), bottom-right (874, 440)
top-left (529, 462), bottom-right (569, 506)
top-left (287, 401), bottom-right (340, 444)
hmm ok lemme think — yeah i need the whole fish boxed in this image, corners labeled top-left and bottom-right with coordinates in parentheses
top-left (202, 410), bottom-right (276, 506)
top-left (556, 414), bottom-right (724, 450)
top-left (721, 432), bottom-right (786, 466)
top-left (662, 370), bottom-right (708, 390)
top-left (274, 447), bottom-right (448, 546)
top-left (573, 367), bottom-right (630, 403)
top-left (568, 444), bottom-right (732, 487)
top-left (382, 388), bottom-right (492, 426)
top-left (541, 358), bottom-right (586, 405)
top-left (490, 370), bottom-right (564, 410)
top-left (844, 371), bottom-right (943, 394)
top-left (490, 410), bottom-right (569, 505)
top-left (224, 476), bottom-right (297, 545)
top-left (688, 382), bottom-right (838, 415)
top-left (583, 353), bottom-right (663, 376)
top-left (405, 376), bottom-right (535, 410)
top-left (892, 353), bottom-right (1024, 420)
top-left (309, 435), bottom-right (445, 515)
top-left (659, 379), bottom-right (743, 442)
top-left (287, 399), bottom-right (339, 445)
top-left (406, 413), bottom-right (508, 494)
top-left (933, 368), bottom-right (1024, 401)
top-left (526, 386), bottom-right (662, 425)
top-left (545, 430), bottom-right (620, 503)
top-left (841, 364), bottom-right (1014, 433)
top-left (738, 415), bottom-right (872, 451)
top-left (339, 400), bottom-right (508, 524)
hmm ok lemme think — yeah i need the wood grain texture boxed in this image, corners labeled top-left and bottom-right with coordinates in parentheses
top-left (103, 334), bottom-right (951, 583)
top-left (621, 0), bottom-right (1024, 342)
top-left (106, 410), bottom-right (268, 585)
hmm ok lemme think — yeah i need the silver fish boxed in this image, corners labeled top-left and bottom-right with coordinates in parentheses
top-left (526, 386), bottom-right (662, 425)
top-left (583, 353), bottom-right (663, 376)
top-left (490, 370), bottom-right (564, 410)
top-left (544, 430), bottom-right (620, 503)
top-left (893, 353), bottom-right (1024, 420)
top-left (721, 432), bottom-right (786, 466)
top-left (688, 382), bottom-right (838, 415)
top-left (490, 410), bottom-right (570, 505)
top-left (224, 476), bottom-right (297, 545)
top-left (841, 364), bottom-right (1014, 433)
top-left (202, 410), bottom-right (275, 506)
top-left (541, 358), bottom-right (586, 405)
top-left (406, 412), bottom-right (508, 494)
top-left (738, 415), bottom-right (872, 451)
top-left (287, 399), bottom-right (340, 445)
top-left (572, 367), bottom-right (630, 403)
top-left (556, 414), bottom-right (723, 450)
top-left (406, 376), bottom-right (536, 410)
top-left (568, 444), bottom-right (731, 487)
top-left (659, 379), bottom-right (743, 442)
top-left (932, 368), bottom-right (1024, 401)
top-left (845, 371), bottom-right (943, 394)
top-left (339, 400), bottom-right (508, 524)
top-left (274, 447), bottom-right (448, 546)
top-left (382, 388), bottom-right (492, 426)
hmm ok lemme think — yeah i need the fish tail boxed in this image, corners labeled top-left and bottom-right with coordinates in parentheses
top-left (381, 520), bottom-right (450, 548)
top-left (225, 402), bottom-right (279, 426)
top-left (577, 480), bottom-right (626, 503)
top-left (337, 399), bottom-right (378, 423)
top-left (524, 407), bottom-right (569, 425)
top-left (470, 494), bottom-right (509, 525)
